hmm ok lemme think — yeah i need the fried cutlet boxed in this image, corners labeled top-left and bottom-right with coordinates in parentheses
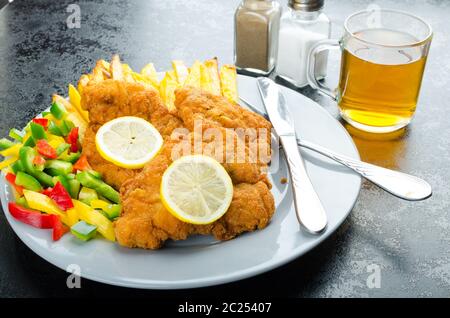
top-left (81, 80), bottom-right (182, 188)
top-left (81, 80), bottom-right (275, 249)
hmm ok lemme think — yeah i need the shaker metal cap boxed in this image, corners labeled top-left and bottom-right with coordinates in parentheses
top-left (289, 0), bottom-right (324, 11)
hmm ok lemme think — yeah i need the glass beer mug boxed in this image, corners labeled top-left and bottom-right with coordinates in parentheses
top-left (307, 9), bottom-right (432, 133)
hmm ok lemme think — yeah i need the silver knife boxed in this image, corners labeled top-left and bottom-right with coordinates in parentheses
top-left (239, 96), bottom-right (432, 201)
top-left (257, 77), bottom-right (327, 234)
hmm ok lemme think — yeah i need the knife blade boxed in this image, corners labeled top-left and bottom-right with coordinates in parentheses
top-left (256, 77), bottom-right (327, 234)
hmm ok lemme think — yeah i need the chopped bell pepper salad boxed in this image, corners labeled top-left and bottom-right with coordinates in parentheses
top-left (0, 86), bottom-right (119, 242)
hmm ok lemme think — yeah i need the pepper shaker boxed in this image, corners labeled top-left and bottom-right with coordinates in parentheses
top-left (234, 0), bottom-right (281, 75)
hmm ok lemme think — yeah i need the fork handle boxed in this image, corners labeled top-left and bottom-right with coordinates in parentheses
top-left (298, 139), bottom-right (432, 201)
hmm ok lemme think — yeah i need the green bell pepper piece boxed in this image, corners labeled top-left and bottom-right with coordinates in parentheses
top-left (76, 171), bottom-right (120, 203)
top-left (41, 111), bottom-right (51, 117)
top-left (15, 171), bottom-right (43, 192)
top-left (9, 128), bottom-right (24, 142)
top-left (58, 150), bottom-right (81, 163)
top-left (22, 136), bottom-right (35, 147)
top-left (68, 179), bottom-right (81, 199)
top-left (0, 138), bottom-right (14, 150)
top-left (30, 122), bottom-right (47, 140)
top-left (50, 101), bottom-right (67, 120)
top-left (58, 120), bottom-right (75, 136)
top-left (11, 160), bottom-right (25, 174)
top-left (19, 146), bottom-right (54, 187)
top-left (102, 203), bottom-right (121, 220)
top-left (16, 196), bottom-right (29, 208)
top-left (78, 187), bottom-right (98, 205)
top-left (88, 170), bottom-right (102, 179)
top-left (33, 171), bottom-right (54, 188)
top-left (70, 221), bottom-right (97, 241)
top-left (45, 160), bottom-right (73, 176)
top-left (55, 143), bottom-right (70, 156)
top-left (48, 121), bottom-right (63, 137)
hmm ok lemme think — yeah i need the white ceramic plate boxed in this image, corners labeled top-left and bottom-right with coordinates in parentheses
top-left (0, 75), bottom-right (361, 289)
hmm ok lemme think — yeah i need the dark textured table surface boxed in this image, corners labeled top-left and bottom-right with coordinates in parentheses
top-left (0, 0), bottom-right (449, 298)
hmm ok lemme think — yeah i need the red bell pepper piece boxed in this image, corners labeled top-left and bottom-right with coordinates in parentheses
top-left (5, 173), bottom-right (24, 195)
top-left (52, 216), bottom-right (69, 241)
top-left (32, 118), bottom-right (49, 129)
top-left (73, 154), bottom-right (92, 171)
top-left (9, 202), bottom-right (54, 228)
top-left (36, 139), bottom-right (57, 159)
top-left (33, 154), bottom-right (46, 166)
top-left (48, 182), bottom-right (74, 211)
top-left (42, 187), bottom-right (53, 197)
top-left (8, 203), bottom-right (67, 241)
top-left (67, 127), bottom-right (79, 153)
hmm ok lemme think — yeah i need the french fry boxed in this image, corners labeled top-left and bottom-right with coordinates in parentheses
top-left (172, 60), bottom-right (189, 85)
top-left (110, 55), bottom-right (124, 80)
top-left (77, 74), bottom-right (90, 94)
top-left (184, 60), bottom-right (202, 88)
top-left (166, 70), bottom-right (177, 81)
top-left (91, 60), bottom-right (106, 83)
top-left (122, 63), bottom-right (135, 82)
top-left (220, 64), bottom-right (239, 103)
top-left (141, 63), bottom-right (160, 88)
top-left (99, 59), bottom-right (111, 79)
top-left (131, 72), bottom-right (157, 91)
top-left (204, 58), bottom-right (221, 96)
top-left (199, 62), bottom-right (213, 93)
top-left (100, 59), bottom-right (110, 70)
top-left (68, 84), bottom-right (89, 122)
top-left (159, 72), bottom-right (178, 112)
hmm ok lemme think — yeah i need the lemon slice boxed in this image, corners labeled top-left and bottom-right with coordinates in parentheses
top-left (161, 155), bottom-right (233, 225)
top-left (95, 116), bottom-right (163, 169)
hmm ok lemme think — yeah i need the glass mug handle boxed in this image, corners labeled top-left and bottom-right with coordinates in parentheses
top-left (307, 39), bottom-right (341, 100)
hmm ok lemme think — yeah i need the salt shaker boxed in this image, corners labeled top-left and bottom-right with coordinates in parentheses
top-left (276, 0), bottom-right (331, 87)
top-left (234, 0), bottom-right (281, 75)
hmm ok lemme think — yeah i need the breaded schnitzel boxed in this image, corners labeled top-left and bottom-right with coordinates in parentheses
top-left (81, 80), bottom-right (182, 188)
top-left (81, 81), bottom-right (275, 249)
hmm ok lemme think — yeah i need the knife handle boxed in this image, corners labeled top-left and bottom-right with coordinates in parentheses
top-left (280, 135), bottom-right (328, 234)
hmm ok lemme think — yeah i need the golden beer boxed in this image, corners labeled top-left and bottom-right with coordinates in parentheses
top-left (338, 29), bottom-right (427, 130)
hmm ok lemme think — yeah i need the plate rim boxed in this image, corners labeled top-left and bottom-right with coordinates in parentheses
top-left (0, 75), bottom-right (361, 289)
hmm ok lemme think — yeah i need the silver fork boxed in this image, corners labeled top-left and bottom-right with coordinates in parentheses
top-left (239, 97), bottom-right (432, 201)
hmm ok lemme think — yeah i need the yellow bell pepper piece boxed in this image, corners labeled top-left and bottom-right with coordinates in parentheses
top-left (90, 199), bottom-right (109, 210)
top-left (65, 208), bottom-right (79, 227)
top-left (43, 113), bottom-right (57, 122)
top-left (47, 135), bottom-right (66, 149)
top-left (69, 84), bottom-right (89, 123)
top-left (72, 200), bottom-right (115, 241)
top-left (52, 94), bottom-right (88, 126)
top-left (65, 112), bottom-right (86, 140)
top-left (0, 144), bottom-right (22, 158)
top-left (0, 157), bottom-right (18, 171)
top-left (23, 190), bottom-right (70, 225)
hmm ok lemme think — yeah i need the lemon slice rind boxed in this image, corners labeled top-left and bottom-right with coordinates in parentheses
top-left (160, 155), bottom-right (233, 225)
